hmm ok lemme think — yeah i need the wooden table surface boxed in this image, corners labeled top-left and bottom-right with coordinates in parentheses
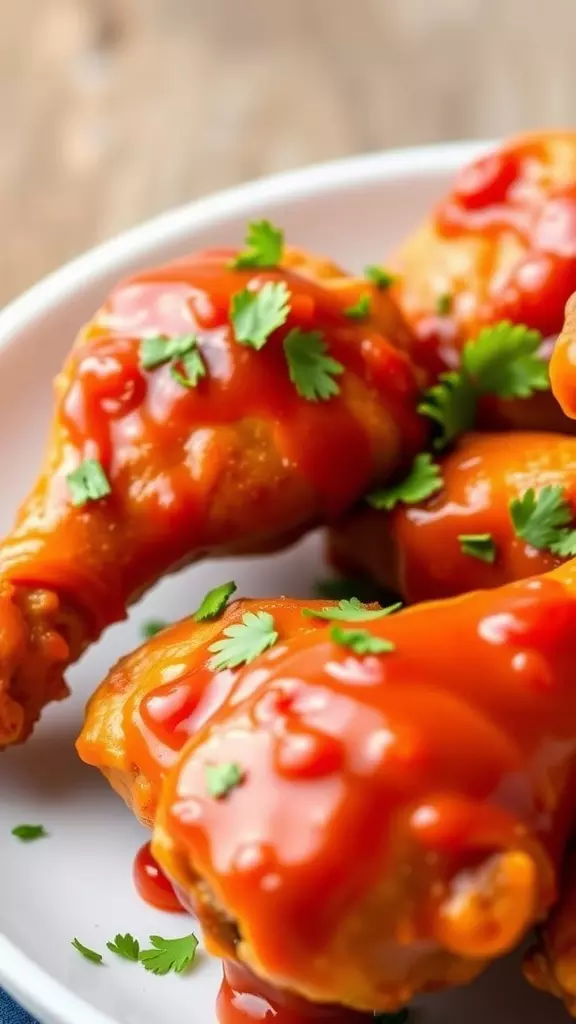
top-left (2, 0), bottom-right (575, 306)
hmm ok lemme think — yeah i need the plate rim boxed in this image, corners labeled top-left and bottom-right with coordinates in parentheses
top-left (0, 136), bottom-right (491, 1024)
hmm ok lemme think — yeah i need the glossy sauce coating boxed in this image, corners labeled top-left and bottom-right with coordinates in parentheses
top-left (394, 132), bottom-right (576, 431)
top-left (398, 134), bottom-right (576, 358)
top-left (133, 841), bottom-right (184, 912)
top-left (77, 598), bottom-right (338, 827)
top-left (0, 249), bottom-right (424, 639)
top-left (153, 571), bottom-right (576, 1009)
top-left (329, 432), bottom-right (576, 602)
top-left (437, 146), bottom-right (576, 336)
top-left (551, 290), bottom-right (576, 418)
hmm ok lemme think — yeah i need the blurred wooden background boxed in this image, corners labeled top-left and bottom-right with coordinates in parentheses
top-left (1, 0), bottom-right (575, 306)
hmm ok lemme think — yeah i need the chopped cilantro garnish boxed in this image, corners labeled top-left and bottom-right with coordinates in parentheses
top-left (72, 938), bottom-right (103, 964)
top-left (283, 328), bottom-right (344, 401)
top-left (462, 322), bottom-right (549, 399)
top-left (139, 933), bottom-right (199, 976)
top-left (418, 321), bottom-right (549, 450)
top-left (367, 453), bottom-right (443, 511)
top-left (207, 611), bottom-right (278, 670)
top-left (509, 486), bottom-right (576, 556)
top-left (436, 293), bottom-right (453, 316)
top-left (205, 762), bottom-right (243, 799)
top-left (170, 347), bottom-right (207, 389)
top-left (458, 533), bottom-right (497, 564)
top-left (231, 220), bottom-right (284, 269)
top-left (107, 933), bottom-right (140, 962)
top-left (140, 333), bottom-right (197, 370)
top-left (331, 626), bottom-right (395, 655)
top-left (302, 597), bottom-right (401, 623)
top-left (140, 334), bottom-right (206, 388)
top-left (418, 371), bottom-right (476, 451)
top-left (231, 281), bottom-right (290, 349)
top-left (345, 294), bottom-right (371, 320)
top-left (11, 824), bottom-right (47, 841)
top-left (194, 581), bottom-right (237, 621)
top-left (141, 619), bottom-right (168, 639)
top-left (364, 265), bottom-right (396, 289)
top-left (67, 459), bottom-right (111, 507)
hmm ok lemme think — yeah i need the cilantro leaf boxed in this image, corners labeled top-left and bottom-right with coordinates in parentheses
top-left (170, 346), bottom-right (207, 389)
top-left (550, 530), bottom-right (576, 557)
top-left (107, 933), bottom-right (140, 962)
top-left (510, 486), bottom-right (576, 555)
top-left (302, 597), bottom-right (401, 623)
top-left (436, 293), bottom-right (453, 316)
top-left (458, 533), bottom-right (497, 564)
top-left (331, 626), bottom-right (395, 655)
top-left (364, 265), bottom-right (395, 289)
top-left (140, 333), bottom-right (198, 371)
top-left (283, 328), bottom-right (344, 401)
top-left (207, 611), bottom-right (278, 670)
top-left (72, 938), bottom-right (103, 964)
top-left (345, 294), bottom-right (371, 320)
top-left (194, 581), bottom-right (237, 621)
top-left (67, 459), bottom-right (112, 507)
top-left (11, 824), bottom-right (47, 841)
top-left (141, 619), bottom-right (168, 639)
top-left (418, 371), bottom-right (476, 450)
top-left (462, 322), bottom-right (549, 399)
top-left (416, 322), bottom-right (549, 452)
top-left (205, 762), bottom-right (243, 799)
top-left (232, 220), bottom-right (284, 269)
top-left (140, 334), bottom-right (206, 388)
top-left (139, 933), bottom-right (199, 976)
top-left (367, 453), bottom-right (443, 511)
top-left (230, 281), bottom-right (290, 349)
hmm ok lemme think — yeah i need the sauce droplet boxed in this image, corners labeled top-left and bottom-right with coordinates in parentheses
top-left (217, 961), bottom-right (376, 1024)
top-left (133, 841), bottom-right (185, 913)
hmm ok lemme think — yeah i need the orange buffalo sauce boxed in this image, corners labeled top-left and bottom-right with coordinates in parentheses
top-left (393, 135), bottom-right (576, 398)
top-left (329, 431), bottom-right (576, 603)
top-left (114, 600), bottom-right (334, 823)
top-left (551, 292), bottom-right (576, 419)
top-left (388, 432), bottom-right (576, 601)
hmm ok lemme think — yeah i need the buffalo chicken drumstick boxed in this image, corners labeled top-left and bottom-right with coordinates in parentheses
top-left (0, 242), bottom-right (426, 746)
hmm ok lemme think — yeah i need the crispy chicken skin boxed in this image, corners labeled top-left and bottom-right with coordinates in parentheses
top-left (0, 246), bottom-right (426, 747)
top-left (393, 131), bottom-right (576, 431)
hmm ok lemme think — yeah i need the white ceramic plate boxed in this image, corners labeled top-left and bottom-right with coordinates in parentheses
top-left (0, 142), bottom-right (570, 1024)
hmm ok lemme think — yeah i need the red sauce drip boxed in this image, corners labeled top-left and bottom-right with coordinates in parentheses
top-left (217, 961), bottom-right (373, 1024)
top-left (133, 841), bottom-right (185, 913)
